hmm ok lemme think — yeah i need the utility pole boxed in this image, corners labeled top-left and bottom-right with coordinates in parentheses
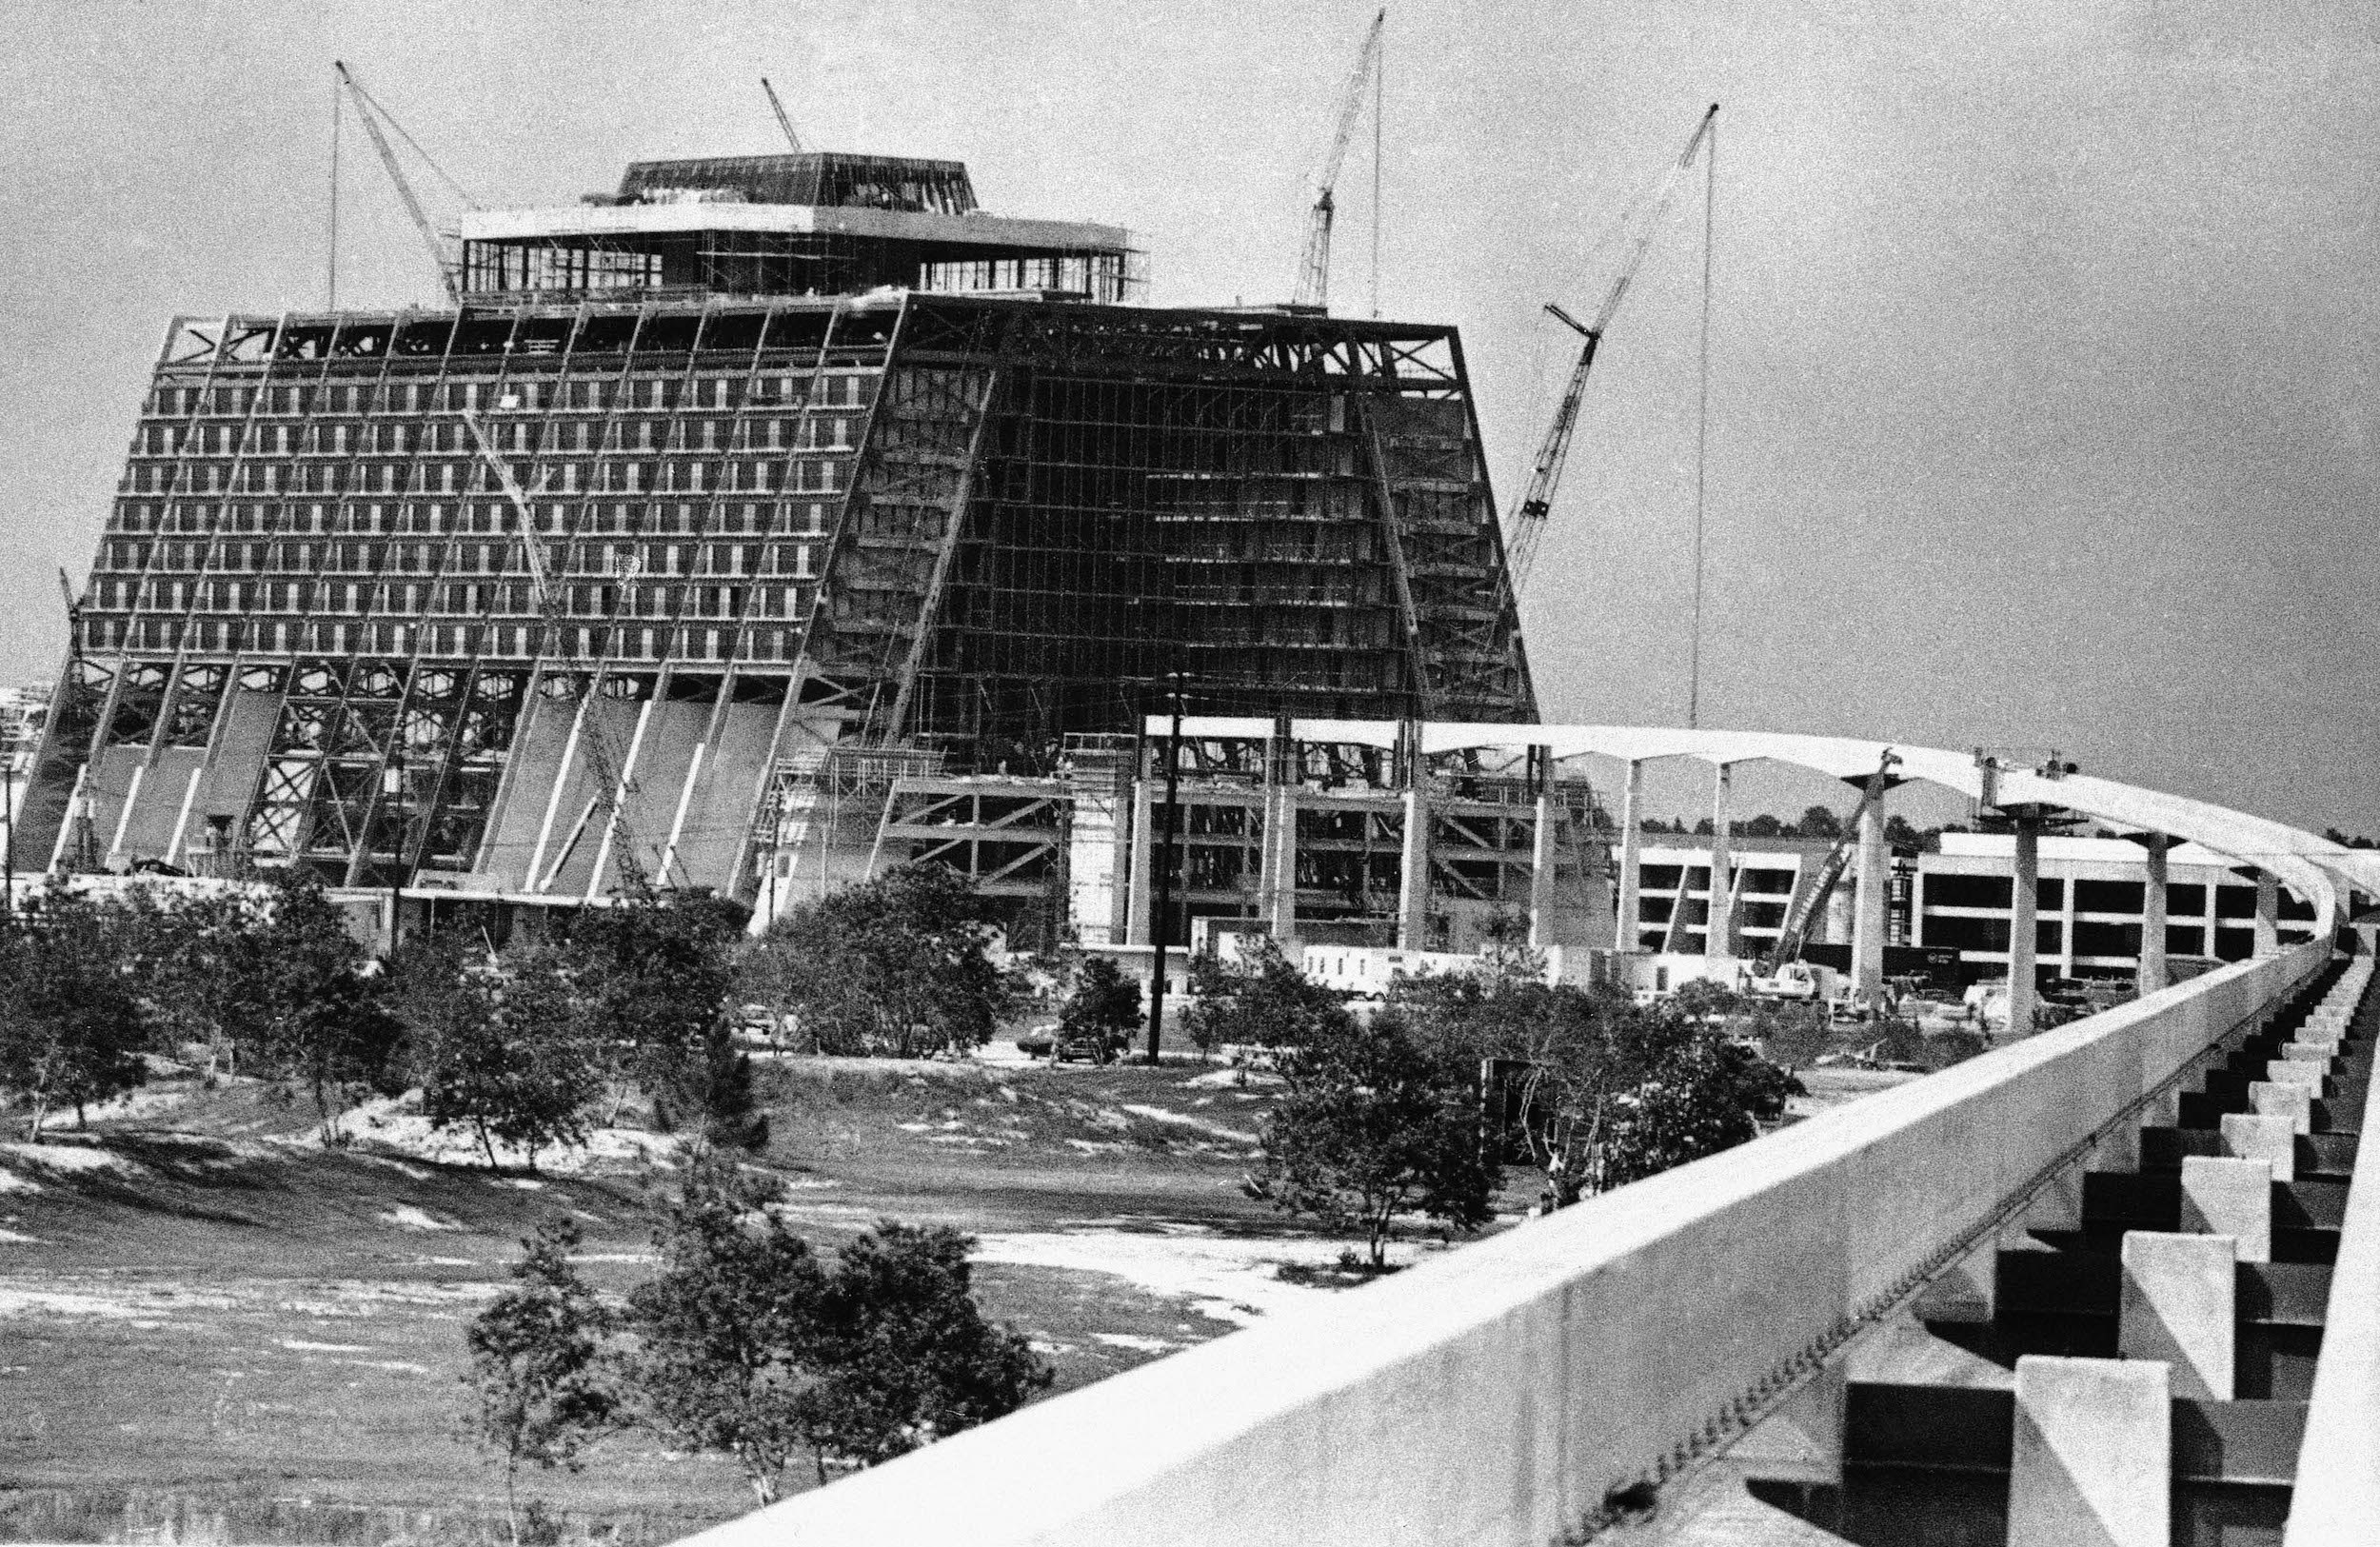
top-left (1145, 670), bottom-right (1189, 1066)
top-left (1, 760), bottom-right (15, 932)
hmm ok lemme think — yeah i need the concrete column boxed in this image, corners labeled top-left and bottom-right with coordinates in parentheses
top-left (2058, 861), bottom-right (2078, 979)
top-left (1705, 762), bottom-right (1734, 960)
top-left (1263, 785), bottom-right (1299, 942)
top-left (2221, 1112), bottom-right (2296, 1182)
top-left (2137, 836), bottom-right (2171, 995)
top-left (1852, 794), bottom-right (1888, 1001)
top-left (2268, 1058), bottom-right (2329, 1094)
top-left (1528, 771), bottom-right (1558, 951)
top-left (1123, 777), bottom-right (1155, 946)
top-left (1398, 785), bottom-right (1428, 951)
top-left (2009, 1356), bottom-right (2171, 1547)
top-left (2010, 814), bottom-right (2041, 1037)
top-left (2180, 1156), bottom-right (2271, 1263)
top-left (2119, 1230), bottom-right (2234, 1399)
top-left (2251, 1081), bottom-right (2313, 1134)
top-left (2254, 869), bottom-right (2281, 957)
top-left (1616, 761), bottom-right (1644, 952)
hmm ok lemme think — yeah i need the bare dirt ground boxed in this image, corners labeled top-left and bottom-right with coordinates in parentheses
top-left (0, 1050), bottom-right (1910, 1542)
top-left (0, 1051), bottom-right (1476, 1542)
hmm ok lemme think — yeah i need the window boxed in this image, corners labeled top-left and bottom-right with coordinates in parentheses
top-left (2071, 921), bottom-right (2139, 958)
top-left (1925, 872), bottom-right (2012, 909)
top-left (2074, 880), bottom-right (2145, 914)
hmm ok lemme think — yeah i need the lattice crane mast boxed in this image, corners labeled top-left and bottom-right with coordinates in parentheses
top-left (462, 411), bottom-right (654, 897)
top-left (1291, 9), bottom-right (1384, 311)
top-left (1503, 104), bottom-right (1716, 592)
top-left (761, 77), bottom-right (806, 152)
top-left (1767, 748), bottom-right (1900, 968)
top-left (335, 62), bottom-right (474, 306)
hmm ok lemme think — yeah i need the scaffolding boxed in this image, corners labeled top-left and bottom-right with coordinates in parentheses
top-left (39, 289), bottom-right (1535, 912)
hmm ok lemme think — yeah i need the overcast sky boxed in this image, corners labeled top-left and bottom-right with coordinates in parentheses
top-left (2, 1), bottom-right (2373, 831)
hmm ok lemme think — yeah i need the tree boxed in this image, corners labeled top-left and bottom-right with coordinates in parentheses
top-left (623, 1161), bottom-right (1048, 1501)
top-left (222, 869), bottom-right (404, 1141)
top-left (1798, 804), bottom-right (1843, 840)
top-left (1384, 970), bottom-right (1800, 1209)
top-left (1054, 956), bottom-right (1140, 1060)
top-left (625, 1160), bottom-right (829, 1504)
top-left (125, 886), bottom-right (260, 1083)
top-left (743, 863), bottom-right (1013, 1058)
top-left (410, 945), bottom-right (603, 1170)
top-left (1741, 813), bottom-right (1784, 839)
top-left (0, 890), bottom-right (149, 1139)
top-left (794, 1221), bottom-right (1050, 1479)
top-left (1257, 1012), bottom-right (1499, 1265)
top-left (556, 895), bottom-right (744, 1121)
top-left (648, 1021), bottom-right (771, 1157)
top-left (1596, 1027), bottom-right (1799, 1189)
top-left (1884, 814), bottom-right (1922, 849)
top-left (1180, 936), bottom-right (1351, 1058)
top-left (465, 1218), bottom-right (617, 1546)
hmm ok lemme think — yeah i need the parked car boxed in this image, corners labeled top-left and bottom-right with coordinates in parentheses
top-left (1015, 1024), bottom-right (1058, 1059)
top-left (1051, 1028), bottom-right (1126, 1064)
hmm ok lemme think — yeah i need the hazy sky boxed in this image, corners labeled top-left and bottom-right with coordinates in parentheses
top-left (3, 1), bottom-right (2374, 831)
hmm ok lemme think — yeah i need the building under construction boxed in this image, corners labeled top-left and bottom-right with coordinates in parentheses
top-left (21, 140), bottom-right (1599, 951)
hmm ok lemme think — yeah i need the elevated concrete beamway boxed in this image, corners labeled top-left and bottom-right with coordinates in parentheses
top-left (683, 937), bottom-right (2327, 1547)
top-left (1418, 724), bottom-right (2363, 930)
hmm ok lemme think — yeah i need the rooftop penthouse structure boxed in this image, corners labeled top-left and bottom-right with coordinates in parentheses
top-left (459, 152), bottom-right (1141, 304)
top-left (26, 147), bottom-right (1535, 923)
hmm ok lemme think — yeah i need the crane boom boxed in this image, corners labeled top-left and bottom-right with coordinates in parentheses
top-left (1769, 750), bottom-right (1901, 967)
top-left (1501, 105), bottom-right (1717, 593)
top-left (1291, 9), bottom-right (1384, 311)
top-left (761, 77), bottom-right (805, 153)
top-left (461, 411), bottom-right (653, 896)
top-left (335, 62), bottom-right (461, 304)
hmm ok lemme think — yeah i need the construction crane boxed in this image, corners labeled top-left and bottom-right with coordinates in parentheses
top-left (1766, 749), bottom-right (1901, 969)
top-left (761, 77), bottom-right (806, 152)
top-left (1502, 104), bottom-right (1717, 592)
top-left (1291, 9), bottom-right (1384, 311)
top-left (461, 411), bottom-right (655, 898)
top-left (334, 62), bottom-right (471, 304)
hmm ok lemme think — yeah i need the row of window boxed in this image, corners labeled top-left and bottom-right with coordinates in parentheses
top-left (94, 540), bottom-right (816, 585)
top-left (147, 369), bottom-right (876, 421)
top-left (82, 616), bottom-right (814, 664)
top-left (136, 414), bottom-right (859, 458)
top-left (110, 499), bottom-right (839, 540)
top-left (1922, 872), bottom-right (2303, 918)
top-left (1637, 864), bottom-right (1800, 896)
top-left (1919, 915), bottom-right (2271, 960)
top-left (89, 560), bottom-right (821, 613)
top-left (123, 455), bottom-right (848, 498)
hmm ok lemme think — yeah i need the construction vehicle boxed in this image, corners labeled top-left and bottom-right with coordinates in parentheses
top-left (335, 62), bottom-right (475, 304)
top-left (1504, 105), bottom-right (1716, 591)
top-left (461, 411), bottom-right (655, 898)
top-left (1759, 748), bottom-right (1902, 972)
top-left (1291, 9), bottom-right (1384, 311)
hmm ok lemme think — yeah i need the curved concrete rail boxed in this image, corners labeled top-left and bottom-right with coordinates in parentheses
top-left (686, 978), bottom-right (2327, 1544)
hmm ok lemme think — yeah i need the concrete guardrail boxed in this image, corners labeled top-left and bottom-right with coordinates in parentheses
top-left (2284, 969), bottom-right (2380, 1545)
top-left (684, 940), bottom-right (2329, 1547)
